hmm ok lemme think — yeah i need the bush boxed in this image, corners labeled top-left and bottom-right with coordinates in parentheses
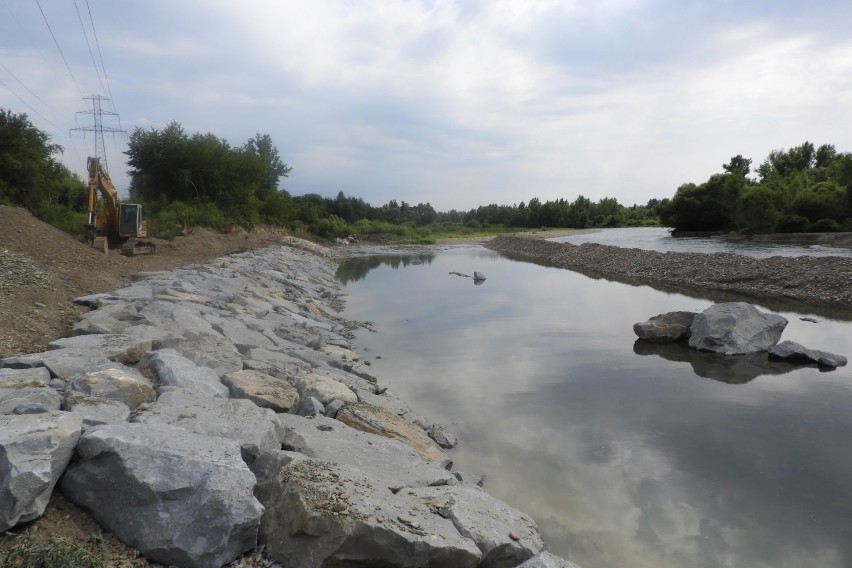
top-left (774, 214), bottom-right (811, 233)
top-left (810, 218), bottom-right (841, 232)
top-left (35, 204), bottom-right (87, 237)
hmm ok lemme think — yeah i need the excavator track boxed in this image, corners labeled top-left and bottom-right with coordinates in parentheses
top-left (120, 239), bottom-right (157, 256)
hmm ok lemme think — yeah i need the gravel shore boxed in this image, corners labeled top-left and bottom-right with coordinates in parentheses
top-left (485, 235), bottom-right (852, 318)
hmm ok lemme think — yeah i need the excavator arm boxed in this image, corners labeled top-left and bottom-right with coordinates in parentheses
top-left (84, 157), bottom-right (152, 254)
top-left (86, 156), bottom-right (120, 234)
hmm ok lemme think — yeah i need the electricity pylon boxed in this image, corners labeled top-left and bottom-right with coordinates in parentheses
top-left (72, 94), bottom-right (124, 174)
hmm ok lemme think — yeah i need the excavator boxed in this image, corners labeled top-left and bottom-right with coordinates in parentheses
top-left (85, 156), bottom-right (156, 255)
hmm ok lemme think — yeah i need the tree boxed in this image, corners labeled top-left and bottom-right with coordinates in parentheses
top-left (723, 155), bottom-right (751, 177)
top-left (243, 133), bottom-right (291, 193)
top-left (0, 108), bottom-right (86, 218)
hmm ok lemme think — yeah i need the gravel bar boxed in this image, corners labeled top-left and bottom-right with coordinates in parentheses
top-left (485, 235), bottom-right (852, 317)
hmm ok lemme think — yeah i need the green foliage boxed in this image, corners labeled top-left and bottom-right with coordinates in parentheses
top-left (0, 533), bottom-right (104, 568)
top-left (0, 108), bottom-right (87, 217)
top-left (125, 122), bottom-right (291, 226)
top-left (775, 214), bottom-right (811, 233)
top-left (663, 142), bottom-right (852, 233)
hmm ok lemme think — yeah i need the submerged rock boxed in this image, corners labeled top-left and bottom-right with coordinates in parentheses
top-left (769, 340), bottom-right (848, 369)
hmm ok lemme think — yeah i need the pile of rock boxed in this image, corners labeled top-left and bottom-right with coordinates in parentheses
top-left (0, 241), bottom-right (578, 568)
top-left (634, 302), bottom-right (847, 369)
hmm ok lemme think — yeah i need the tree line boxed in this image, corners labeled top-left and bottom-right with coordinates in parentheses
top-left (121, 121), bottom-right (658, 240)
top-left (9, 107), bottom-right (848, 242)
top-left (658, 142), bottom-right (852, 233)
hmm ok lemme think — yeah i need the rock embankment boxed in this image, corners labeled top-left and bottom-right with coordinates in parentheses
top-left (0, 241), bottom-right (578, 568)
top-left (486, 235), bottom-right (852, 312)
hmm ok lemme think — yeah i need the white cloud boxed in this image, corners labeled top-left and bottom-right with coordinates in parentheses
top-left (2, 0), bottom-right (852, 206)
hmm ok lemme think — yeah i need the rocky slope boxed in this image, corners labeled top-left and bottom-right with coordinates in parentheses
top-left (0, 218), bottom-right (578, 567)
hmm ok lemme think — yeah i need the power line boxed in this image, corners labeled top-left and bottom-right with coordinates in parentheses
top-left (0, 75), bottom-right (63, 131)
top-left (74, 0), bottom-right (107, 99)
top-left (0, 61), bottom-right (66, 122)
top-left (85, 0), bottom-right (116, 111)
top-left (34, 0), bottom-right (85, 100)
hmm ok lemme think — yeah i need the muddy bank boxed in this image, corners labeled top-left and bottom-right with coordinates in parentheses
top-left (485, 235), bottom-right (852, 319)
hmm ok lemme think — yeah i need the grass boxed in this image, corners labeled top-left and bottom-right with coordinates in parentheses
top-left (0, 533), bottom-right (105, 568)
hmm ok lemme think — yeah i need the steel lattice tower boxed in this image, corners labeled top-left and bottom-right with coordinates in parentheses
top-left (72, 94), bottom-right (124, 174)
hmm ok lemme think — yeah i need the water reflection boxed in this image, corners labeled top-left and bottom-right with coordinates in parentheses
top-left (632, 340), bottom-right (812, 383)
top-left (335, 252), bottom-right (436, 284)
top-left (496, 249), bottom-right (852, 322)
top-left (340, 246), bottom-right (852, 568)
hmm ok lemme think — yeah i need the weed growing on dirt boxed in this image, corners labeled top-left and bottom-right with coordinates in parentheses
top-left (0, 533), bottom-right (104, 568)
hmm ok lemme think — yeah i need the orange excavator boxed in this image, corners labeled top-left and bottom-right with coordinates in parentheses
top-left (85, 156), bottom-right (156, 255)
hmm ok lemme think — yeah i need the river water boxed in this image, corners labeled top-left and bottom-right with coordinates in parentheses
top-left (337, 241), bottom-right (852, 568)
top-left (550, 227), bottom-right (852, 258)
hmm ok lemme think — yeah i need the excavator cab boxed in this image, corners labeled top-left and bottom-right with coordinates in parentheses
top-left (119, 203), bottom-right (145, 236)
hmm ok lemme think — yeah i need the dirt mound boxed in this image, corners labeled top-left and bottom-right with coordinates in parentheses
top-left (0, 205), bottom-right (291, 358)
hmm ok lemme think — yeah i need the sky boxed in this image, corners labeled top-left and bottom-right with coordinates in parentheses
top-left (2, 0), bottom-right (852, 211)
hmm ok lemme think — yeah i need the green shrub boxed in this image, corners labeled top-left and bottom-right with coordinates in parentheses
top-left (34, 205), bottom-right (87, 237)
top-left (774, 214), bottom-right (811, 233)
top-left (810, 218), bottom-right (841, 232)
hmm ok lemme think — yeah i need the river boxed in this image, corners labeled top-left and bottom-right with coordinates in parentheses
top-left (337, 240), bottom-right (852, 568)
top-left (549, 226), bottom-right (852, 258)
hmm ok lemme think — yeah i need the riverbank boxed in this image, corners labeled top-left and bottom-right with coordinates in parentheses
top-left (435, 228), bottom-right (598, 245)
top-left (1, 231), bottom-right (575, 566)
top-left (485, 235), bottom-right (852, 317)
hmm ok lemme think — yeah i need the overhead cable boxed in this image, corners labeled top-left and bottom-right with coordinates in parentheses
top-left (0, 75), bottom-right (63, 131)
top-left (0, 60), bottom-right (66, 122)
top-left (74, 0), bottom-right (107, 99)
top-left (34, 0), bottom-right (86, 100)
top-left (85, 0), bottom-right (116, 112)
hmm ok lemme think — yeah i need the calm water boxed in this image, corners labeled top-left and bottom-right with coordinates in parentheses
top-left (550, 227), bottom-right (852, 258)
top-left (338, 245), bottom-right (852, 568)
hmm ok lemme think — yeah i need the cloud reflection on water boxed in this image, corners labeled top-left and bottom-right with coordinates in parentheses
top-left (339, 247), bottom-right (852, 568)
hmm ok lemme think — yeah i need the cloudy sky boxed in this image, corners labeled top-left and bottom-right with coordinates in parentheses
top-left (2, 1), bottom-right (851, 211)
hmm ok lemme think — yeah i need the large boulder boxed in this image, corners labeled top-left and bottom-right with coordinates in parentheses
top-left (47, 329), bottom-right (163, 365)
top-left (1, 348), bottom-right (112, 381)
top-left (259, 458), bottom-right (481, 568)
top-left (137, 348), bottom-right (229, 398)
top-left (276, 414), bottom-right (457, 491)
top-left (518, 552), bottom-right (583, 568)
top-left (769, 340), bottom-right (848, 369)
top-left (409, 484), bottom-right (545, 568)
top-left (221, 369), bottom-right (300, 412)
top-left (61, 422), bottom-right (263, 568)
top-left (0, 367), bottom-right (61, 415)
top-left (158, 334), bottom-right (244, 376)
top-left (131, 388), bottom-right (281, 463)
top-left (0, 411), bottom-right (82, 530)
top-left (63, 394), bottom-right (131, 429)
top-left (68, 364), bottom-right (156, 410)
top-left (688, 302), bottom-right (787, 355)
top-left (293, 371), bottom-right (358, 406)
top-left (633, 311), bottom-right (695, 342)
top-left (336, 402), bottom-right (448, 464)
